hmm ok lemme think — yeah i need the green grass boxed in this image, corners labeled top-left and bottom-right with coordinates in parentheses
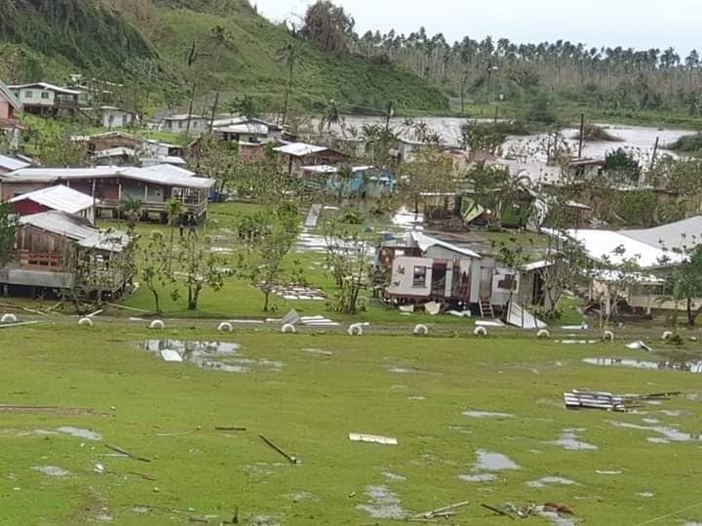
top-left (1, 322), bottom-right (701, 524)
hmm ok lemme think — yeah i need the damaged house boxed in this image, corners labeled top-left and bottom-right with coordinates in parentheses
top-left (378, 231), bottom-right (537, 317)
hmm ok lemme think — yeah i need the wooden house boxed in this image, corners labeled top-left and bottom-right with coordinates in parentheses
top-left (213, 117), bottom-right (283, 143)
top-left (9, 185), bottom-right (96, 224)
top-left (379, 231), bottom-right (523, 316)
top-left (0, 165), bottom-right (215, 223)
top-left (160, 114), bottom-right (210, 135)
top-left (91, 106), bottom-right (137, 129)
top-left (0, 211), bottom-right (131, 299)
top-left (9, 83), bottom-right (82, 116)
top-left (274, 142), bottom-right (349, 177)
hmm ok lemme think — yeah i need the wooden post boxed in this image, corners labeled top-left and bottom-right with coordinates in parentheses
top-left (143, 183), bottom-right (148, 202)
top-left (650, 136), bottom-right (660, 171)
top-left (118, 182), bottom-right (122, 201)
top-left (578, 113), bottom-right (585, 158)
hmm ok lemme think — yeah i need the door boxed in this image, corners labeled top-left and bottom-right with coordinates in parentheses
top-left (479, 267), bottom-right (493, 300)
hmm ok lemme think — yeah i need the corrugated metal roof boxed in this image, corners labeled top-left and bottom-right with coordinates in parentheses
top-left (215, 123), bottom-right (269, 135)
top-left (3, 164), bottom-right (213, 189)
top-left (20, 211), bottom-right (129, 252)
top-left (0, 80), bottom-right (21, 110)
top-left (0, 154), bottom-right (29, 171)
top-left (274, 142), bottom-right (328, 157)
top-left (94, 147), bottom-right (136, 158)
top-left (10, 82), bottom-right (81, 95)
top-left (622, 216), bottom-right (702, 252)
top-left (411, 231), bottom-right (481, 259)
top-left (9, 185), bottom-right (94, 214)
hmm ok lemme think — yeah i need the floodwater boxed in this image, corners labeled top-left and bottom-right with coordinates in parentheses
top-left (527, 476), bottom-right (578, 488)
top-left (356, 485), bottom-right (406, 520)
top-left (463, 410), bottom-right (514, 419)
top-left (56, 426), bottom-right (102, 441)
top-left (317, 116), bottom-right (690, 161)
top-left (548, 428), bottom-right (598, 451)
top-left (143, 340), bottom-right (283, 373)
top-left (611, 420), bottom-right (702, 443)
top-left (474, 450), bottom-right (520, 471)
top-left (583, 357), bottom-right (702, 373)
top-left (32, 465), bottom-right (70, 478)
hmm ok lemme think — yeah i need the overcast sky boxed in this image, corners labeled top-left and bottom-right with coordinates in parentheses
top-left (252, 0), bottom-right (701, 53)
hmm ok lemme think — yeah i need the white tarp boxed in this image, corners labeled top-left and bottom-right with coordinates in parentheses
top-left (160, 349), bottom-right (183, 362)
top-left (506, 302), bottom-right (547, 329)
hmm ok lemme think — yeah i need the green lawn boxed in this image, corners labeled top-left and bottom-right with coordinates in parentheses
top-left (0, 322), bottom-right (701, 524)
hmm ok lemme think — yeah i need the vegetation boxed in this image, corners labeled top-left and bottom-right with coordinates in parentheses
top-left (0, 201), bottom-right (16, 266)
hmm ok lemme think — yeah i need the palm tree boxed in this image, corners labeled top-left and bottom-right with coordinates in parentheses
top-left (119, 196), bottom-right (143, 232)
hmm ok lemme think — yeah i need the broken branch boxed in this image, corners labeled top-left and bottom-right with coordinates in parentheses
top-left (104, 444), bottom-right (151, 463)
top-left (258, 433), bottom-right (299, 464)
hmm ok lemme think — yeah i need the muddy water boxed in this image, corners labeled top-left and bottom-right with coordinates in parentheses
top-left (317, 116), bottom-right (689, 161)
top-left (143, 340), bottom-right (283, 373)
top-left (583, 357), bottom-right (702, 373)
top-left (356, 485), bottom-right (406, 520)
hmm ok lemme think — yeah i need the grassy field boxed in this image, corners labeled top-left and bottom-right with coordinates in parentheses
top-left (1, 321), bottom-right (701, 524)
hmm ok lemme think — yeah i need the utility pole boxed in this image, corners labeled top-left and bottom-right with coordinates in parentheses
top-left (384, 100), bottom-right (394, 132)
top-left (650, 136), bottom-right (660, 171)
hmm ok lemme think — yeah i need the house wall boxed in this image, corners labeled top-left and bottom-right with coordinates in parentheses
top-left (14, 88), bottom-right (54, 107)
top-left (491, 266), bottom-right (520, 307)
top-left (0, 100), bottom-right (10, 120)
top-left (387, 256), bottom-right (434, 298)
top-left (101, 111), bottom-right (133, 129)
top-left (11, 200), bottom-right (48, 216)
top-left (16, 224), bottom-right (70, 267)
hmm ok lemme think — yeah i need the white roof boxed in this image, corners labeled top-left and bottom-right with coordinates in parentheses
top-left (4, 166), bottom-right (121, 182)
top-left (560, 228), bottom-right (680, 268)
top-left (140, 156), bottom-right (187, 166)
top-left (20, 211), bottom-right (128, 252)
top-left (94, 147), bottom-right (136, 158)
top-left (9, 185), bottom-right (94, 214)
top-left (163, 114), bottom-right (205, 121)
top-left (214, 123), bottom-right (269, 135)
top-left (274, 142), bottom-right (328, 157)
top-left (0, 155), bottom-right (30, 171)
top-left (410, 231), bottom-right (481, 259)
top-left (622, 216), bottom-right (702, 252)
top-left (10, 82), bottom-right (81, 95)
top-left (302, 165), bottom-right (338, 174)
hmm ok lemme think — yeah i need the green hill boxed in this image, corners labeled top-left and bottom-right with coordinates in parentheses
top-left (0, 0), bottom-right (449, 115)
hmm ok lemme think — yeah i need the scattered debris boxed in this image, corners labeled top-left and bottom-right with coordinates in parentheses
top-left (459, 473), bottom-right (497, 482)
top-left (381, 471), bottom-right (407, 482)
top-left (0, 321), bottom-right (39, 329)
top-left (413, 500), bottom-right (470, 520)
top-left (481, 503), bottom-right (516, 519)
top-left (349, 433), bottom-right (398, 445)
top-left (556, 339), bottom-right (599, 344)
top-left (537, 329), bottom-right (551, 338)
top-left (274, 285), bottom-right (326, 301)
top-left (413, 324), bottom-right (429, 336)
top-left (583, 357), bottom-right (702, 374)
top-left (281, 323), bottom-right (296, 334)
top-left (104, 444), bottom-right (151, 463)
top-left (596, 469), bottom-right (622, 475)
top-left (300, 348), bottom-right (333, 356)
top-left (424, 301), bottom-right (441, 315)
top-left (506, 302), bottom-right (547, 329)
top-left (475, 320), bottom-right (504, 327)
top-left (259, 433), bottom-right (299, 464)
top-left (399, 305), bottom-right (415, 313)
top-left (215, 426), bottom-right (247, 432)
top-left (281, 309), bottom-right (301, 326)
top-left (626, 341), bottom-right (652, 351)
top-left (160, 349), bottom-right (183, 362)
top-left (149, 319), bottom-right (165, 330)
top-left (611, 420), bottom-right (702, 443)
top-left (564, 389), bottom-right (639, 411)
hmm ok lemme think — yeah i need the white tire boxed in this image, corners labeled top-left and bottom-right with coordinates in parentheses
top-left (537, 329), bottom-right (550, 338)
top-left (281, 323), bottom-right (296, 334)
top-left (662, 330), bottom-right (673, 341)
top-left (413, 324), bottom-right (429, 336)
top-left (78, 317), bottom-right (94, 327)
top-left (603, 330), bottom-right (614, 341)
top-left (347, 323), bottom-right (364, 336)
top-left (218, 322), bottom-right (233, 332)
top-left (1, 313), bottom-right (17, 323)
top-left (149, 319), bottom-right (165, 330)
top-left (474, 326), bottom-right (488, 337)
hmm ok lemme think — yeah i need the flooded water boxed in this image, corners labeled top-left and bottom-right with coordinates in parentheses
top-left (318, 116), bottom-right (689, 162)
top-left (463, 410), bottom-right (514, 419)
top-left (611, 420), bottom-right (702, 443)
top-left (548, 428), bottom-right (598, 451)
top-left (356, 485), bottom-right (406, 520)
top-left (32, 465), bottom-right (70, 478)
top-left (527, 476), bottom-right (578, 488)
top-left (583, 357), bottom-right (702, 373)
top-left (143, 340), bottom-right (283, 373)
top-left (56, 426), bottom-right (102, 441)
top-left (474, 450), bottom-right (520, 471)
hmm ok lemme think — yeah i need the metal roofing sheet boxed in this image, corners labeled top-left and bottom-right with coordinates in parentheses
top-left (274, 142), bottom-right (328, 157)
top-left (9, 185), bottom-right (94, 214)
top-left (0, 80), bottom-right (21, 110)
top-left (621, 216), bottom-right (702, 252)
top-left (20, 211), bottom-right (129, 251)
top-left (10, 82), bottom-right (81, 95)
top-left (411, 231), bottom-right (481, 259)
top-left (0, 155), bottom-right (29, 171)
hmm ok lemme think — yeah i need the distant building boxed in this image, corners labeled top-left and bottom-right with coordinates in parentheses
top-left (9, 82), bottom-right (82, 116)
top-left (212, 116), bottom-right (283, 143)
top-left (274, 142), bottom-right (348, 177)
top-left (160, 114), bottom-right (210, 135)
top-left (0, 154), bottom-right (30, 175)
top-left (91, 106), bottom-right (137, 129)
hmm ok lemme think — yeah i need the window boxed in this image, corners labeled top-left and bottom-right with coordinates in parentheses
top-left (25, 90), bottom-right (33, 99)
top-left (412, 266), bottom-right (427, 288)
top-left (108, 115), bottom-right (114, 127)
top-left (41, 91), bottom-right (49, 100)
top-left (177, 121), bottom-right (184, 129)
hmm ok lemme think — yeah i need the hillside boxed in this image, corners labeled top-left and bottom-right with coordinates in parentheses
top-left (0, 0), bottom-right (449, 115)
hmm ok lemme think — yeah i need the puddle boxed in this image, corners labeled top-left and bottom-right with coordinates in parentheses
top-left (56, 426), bottom-right (102, 441)
top-left (381, 471), bottom-right (407, 482)
top-left (637, 491), bottom-right (655, 498)
top-left (32, 465), bottom-right (70, 478)
top-left (407, 396), bottom-right (426, 401)
top-left (470, 450), bottom-right (520, 473)
top-left (458, 473), bottom-right (497, 482)
top-left (527, 476), bottom-right (577, 488)
top-left (583, 357), bottom-right (702, 373)
top-left (660, 409), bottom-right (692, 417)
top-left (143, 340), bottom-right (282, 373)
top-left (463, 410), bottom-right (514, 419)
top-left (356, 485), bottom-right (406, 519)
top-left (548, 428), bottom-right (598, 451)
top-left (611, 421), bottom-right (702, 442)
top-left (539, 509), bottom-right (578, 526)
